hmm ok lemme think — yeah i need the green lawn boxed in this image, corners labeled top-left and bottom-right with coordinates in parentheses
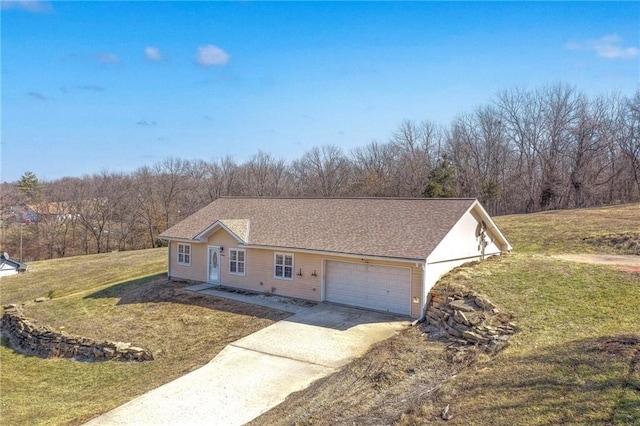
top-left (0, 248), bottom-right (290, 426)
top-left (2, 204), bottom-right (638, 426)
top-left (422, 255), bottom-right (639, 425)
top-left (494, 203), bottom-right (639, 254)
top-left (411, 203), bottom-right (640, 425)
top-left (1, 248), bottom-right (168, 304)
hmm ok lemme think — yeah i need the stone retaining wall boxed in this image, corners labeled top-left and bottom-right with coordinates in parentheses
top-left (1, 304), bottom-right (153, 362)
top-left (423, 285), bottom-right (518, 354)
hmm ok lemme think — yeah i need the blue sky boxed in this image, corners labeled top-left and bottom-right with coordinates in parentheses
top-left (2, 1), bottom-right (638, 183)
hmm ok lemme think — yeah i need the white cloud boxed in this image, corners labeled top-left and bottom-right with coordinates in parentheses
top-left (592, 35), bottom-right (639, 59)
top-left (144, 46), bottom-right (163, 62)
top-left (93, 52), bottom-right (120, 64)
top-left (195, 45), bottom-right (230, 67)
top-left (566, 34), bottom-right (639, 60)
top-left (1, 0), bottom-right (53, 13)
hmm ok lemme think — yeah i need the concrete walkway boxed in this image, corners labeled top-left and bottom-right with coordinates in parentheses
top-left (84, 288), bottom-right (408, 426)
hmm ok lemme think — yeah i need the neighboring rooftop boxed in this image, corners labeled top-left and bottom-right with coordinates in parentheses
top-left (0, 252), bottom-right (29, 273)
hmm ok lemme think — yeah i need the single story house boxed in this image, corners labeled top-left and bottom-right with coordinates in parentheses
top-left (159, 197), bottom-right (511, 318)
top-left (0, 252), bottom-right (29, 277)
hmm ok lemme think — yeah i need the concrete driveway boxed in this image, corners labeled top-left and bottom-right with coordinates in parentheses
top-left (84, 297), bottom-right (408, 426)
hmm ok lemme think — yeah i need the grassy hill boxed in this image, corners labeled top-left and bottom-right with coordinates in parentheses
top-left (1, 204), bottom-right (638, 425)
top-left (253, 203), bottom-right (640, 425)
top-left (496, 203), bottom-right (639, 254)
top-left (1, 248), bottom-right (168, 304)
top-left (0, 248), bottom-right (290, 426)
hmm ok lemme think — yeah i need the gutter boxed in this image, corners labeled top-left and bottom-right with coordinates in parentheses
top-left (239, 243), bottom-right (425, 265)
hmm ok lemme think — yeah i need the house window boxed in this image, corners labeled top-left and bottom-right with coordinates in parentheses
top-left (229, 248), bottom-right (246, 276)
top-left (274, 253), bottom-right (294, 280)
top-left (177, 243), bottom-right (191, 266)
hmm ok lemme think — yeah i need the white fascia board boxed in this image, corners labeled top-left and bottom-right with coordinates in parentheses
top-left (193, 221), bottom-right (245, 244)
top-left (469, 200), bottom-right (512, 252)
top-left (158, 237), bottom-right (197, 244)
top-left (244, 243), bottom-right (426, 266)
top-left (426, 200), bottom-right (511, 265)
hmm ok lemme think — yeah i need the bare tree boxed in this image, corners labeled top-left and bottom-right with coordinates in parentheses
top-left (152, 157), bottom-right (191, 228)
top-left (67, 172), bottom-right (119, 254)
top-left (447, 105), bottom-right (510, 213)
top-left (562, 94), bottom-right (619, 207)
top-left (496, 87), bottom-right (546, 212)
top-left (390, 120), bottom-right (443, 196)
top-left (293, 145), bottom-right (351, 196)
top-left (349, 140), bottom-right (397, 196)
top-left (238, 151), bottom-right (292, 196)
top-left (621, 90), bottom-right (640, 199)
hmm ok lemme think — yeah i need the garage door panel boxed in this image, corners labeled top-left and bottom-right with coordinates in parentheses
top-left (325, 260), bottom-right (410, 315)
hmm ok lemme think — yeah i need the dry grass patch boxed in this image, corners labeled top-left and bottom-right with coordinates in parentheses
top-left (249, 326), bottom-right (460, 426)
top-left (253, 255), bottom-right (639, 426)
top-left (1, 250), bottom-right (290, 426)
top-left (417, 255), bottom-right (640, 425)
top-left (253, 203), bottom-right (640, 425)
top-left (0, 248), bottom-right (168, 304)
top-left (495, 203), bottom-right (640, 254)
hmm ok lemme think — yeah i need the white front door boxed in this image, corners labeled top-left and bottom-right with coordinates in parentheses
top-left (208, 246), bottom-right (221, 284)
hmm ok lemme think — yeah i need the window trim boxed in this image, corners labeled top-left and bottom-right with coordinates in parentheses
top-left (228, 248), bottom-right (246, 276)
top-left (177, 243), bottom-right (191, 266)
top-left (274, 252), bottom-right (294, 280)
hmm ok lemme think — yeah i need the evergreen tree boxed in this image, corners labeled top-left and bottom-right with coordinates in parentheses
top-left (423, 155), bottom-right (457, 198)
top-left (17, 171), bottom-right (44, 203)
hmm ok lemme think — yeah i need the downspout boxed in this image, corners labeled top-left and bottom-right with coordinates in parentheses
top-left (412, 261), bottom-right (430, 325)
top-left (167, 240), bottom-right (172, 280)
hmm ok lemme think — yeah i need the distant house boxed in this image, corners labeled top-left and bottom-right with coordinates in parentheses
top-left (0, 253), bottom-right (28, 277)
top-left (27, 201), bottom-right (78, 222)
top-left (159, 197), bottom-right (511, 318)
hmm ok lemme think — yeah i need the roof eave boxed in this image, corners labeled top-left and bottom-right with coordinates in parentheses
top-left (469, 200), bottom-right (512, 251)
top-left (157, 236), bottom-right (197, 243)
top-left (243, 243), bottom-right (426, 265)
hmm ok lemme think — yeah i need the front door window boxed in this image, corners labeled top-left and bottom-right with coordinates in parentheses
top-left (208, 247), bottom-right (220, 283)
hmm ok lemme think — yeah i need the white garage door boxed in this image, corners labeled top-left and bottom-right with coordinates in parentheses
top-left (325, 260), bottom-right (411, 315)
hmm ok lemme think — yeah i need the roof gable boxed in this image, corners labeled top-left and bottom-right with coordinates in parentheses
top-left (194, 219), bottom-right (250, 243)
top-left (160, 197), bottom-right (491, 260)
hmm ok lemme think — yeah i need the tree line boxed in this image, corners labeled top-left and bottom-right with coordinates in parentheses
top-left (2, 83), bottom-right (639, 261)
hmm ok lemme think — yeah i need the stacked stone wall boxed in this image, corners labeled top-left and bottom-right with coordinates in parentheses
top-left (423, 285), bottom-right (517, 354)
top-left (1, 304), bottom-right (153, 362)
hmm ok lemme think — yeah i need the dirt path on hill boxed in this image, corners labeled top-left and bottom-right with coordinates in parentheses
top-left (553, 254), bottom-right (640, 272)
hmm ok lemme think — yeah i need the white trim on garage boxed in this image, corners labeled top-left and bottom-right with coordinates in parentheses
top-left (323, 259), bottom-right (412, 316)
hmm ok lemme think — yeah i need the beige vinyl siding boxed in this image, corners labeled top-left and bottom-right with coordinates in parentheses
top-left (169, 241), bottom-right (209, 282)
top-left (166, 228), bottom-right (426, 318)
top-left (410, 265), bottom-right (423, 318)
top-left (217, 234), bottom-right (423, 316)
top-left (219, 248), bottom-right (324, 302)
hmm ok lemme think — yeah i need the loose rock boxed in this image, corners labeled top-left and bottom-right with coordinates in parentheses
top-left (421, 285), bottom-right (518, 353)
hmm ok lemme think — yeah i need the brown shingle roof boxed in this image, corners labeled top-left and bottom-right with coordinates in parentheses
top-left (160, 197), bottom-right (478, 260)
top-left (217, 219), bottom-right (250, 242)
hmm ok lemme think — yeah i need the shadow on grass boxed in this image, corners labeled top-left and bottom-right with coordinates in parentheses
top-left (84, 276), bottom-right (291, 322)
top-left (448, 335), bottom-right (640, 425)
